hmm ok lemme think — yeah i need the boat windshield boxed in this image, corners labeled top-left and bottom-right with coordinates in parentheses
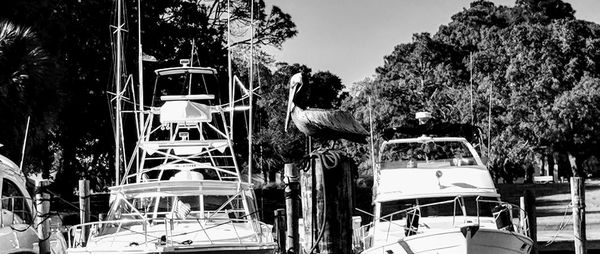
top-left (379, 140), bottom-right (478, 169)
top-left (98, 191), bottom-right (256, 236)
top-left (379, 196), bottom-right (497, 222)
top-left (151, 72), bottom-right (220, 107)
top-left (108, 193), bottom-right (253, 221)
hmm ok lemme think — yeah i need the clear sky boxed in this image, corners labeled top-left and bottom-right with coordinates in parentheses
top-left (264, 0), bottom-right (600, 85)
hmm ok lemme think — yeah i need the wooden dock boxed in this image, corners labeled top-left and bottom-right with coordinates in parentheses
top-left (498, 179), bottom-right (600, 253)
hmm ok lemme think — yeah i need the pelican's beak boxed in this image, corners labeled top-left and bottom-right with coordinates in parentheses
top-left (284, 83), bottom-right (296, 132)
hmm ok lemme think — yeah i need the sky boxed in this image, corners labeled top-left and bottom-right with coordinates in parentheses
top-left (263, 0), bottom-right (600, 85)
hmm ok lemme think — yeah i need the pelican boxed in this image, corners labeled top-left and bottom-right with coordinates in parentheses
top-left (285, 72), bottom-right (368, 143)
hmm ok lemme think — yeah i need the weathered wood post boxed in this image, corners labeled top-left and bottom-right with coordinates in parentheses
top-left (78, 179), bottom-right (91, 246)
top-left (520, 189), bottom-right (537, 254)
top-left (300, 160), bottom-right (315, 253)
top-left (284, 164), bottom-right (300, 253)
top-left (35, 180), bottom-right (51, 254)
top-left (274, 209), bottom-right (286, 253)
top-left (571, 177), bottom-right (586, 254)
top-left (300, 151), bottom-right (354, 254)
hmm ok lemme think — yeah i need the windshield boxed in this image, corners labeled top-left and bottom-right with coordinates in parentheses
top-left (379, 196), bottom-right (497, 222)
top-left (151, 73), bottom-right (220, 107)
top-left (98, 190), bottom-right (256, 236)
top-left (379, 140), bottom-right (478, 168)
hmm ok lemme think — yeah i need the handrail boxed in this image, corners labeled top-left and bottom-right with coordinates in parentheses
top-left (67, 217), bottom-right (273, 248)
top-left (364, 195), bottom-right (530, 247)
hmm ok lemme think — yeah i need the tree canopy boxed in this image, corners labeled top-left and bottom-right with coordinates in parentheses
top-left (2, 0), bottom-right (600, 192)
top-left (0, 0), bottom-right (297, 193)
top-left (343, 0), bottom-right (600, 181)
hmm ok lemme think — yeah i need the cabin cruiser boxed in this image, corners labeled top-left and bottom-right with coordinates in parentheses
top-left (66, 63), bottom-right (277, 254)
top-left (0, 148), bottom-right (67, 253)
top-left (359, 114), bottom-right (533, 254)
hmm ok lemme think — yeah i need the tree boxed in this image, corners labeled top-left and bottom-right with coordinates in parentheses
top-left (0, 20), bottom-right (61, 178)
top-left (0, 0), bottom-right (298, 193)
top-left (345, 0), bottom-right (600, 182)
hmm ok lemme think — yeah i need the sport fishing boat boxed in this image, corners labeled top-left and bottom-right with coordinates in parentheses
top-left (66, 60), bottom-right (276, 253)
top-left (0, 146), bottom-right (67, 253)
top-left (66, 0), bottom-right (276, 252)
top-left (359, 113), bottom-right (533, 254)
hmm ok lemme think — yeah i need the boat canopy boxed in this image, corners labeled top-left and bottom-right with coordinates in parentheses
top-left (154, 66), bottom-right (217, 76)
top-left (383, 119), bottom-right (482, 145)
top-left (159, 100), bottom-right (212, 124)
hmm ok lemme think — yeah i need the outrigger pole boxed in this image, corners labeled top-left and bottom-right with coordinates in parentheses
top-left (115, 0), bottom-right (123, 185)
top-left (137, 0), bottom-right (144, 136)
top-left (248, 0), bottom-right (254, 183)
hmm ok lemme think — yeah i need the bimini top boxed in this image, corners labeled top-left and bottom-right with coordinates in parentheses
top-left (374, 137), bottom-right (498, 202)
top-left (154, 66), bottom-right (217, 76)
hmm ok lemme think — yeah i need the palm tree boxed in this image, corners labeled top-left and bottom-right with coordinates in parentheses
top-left (0, 20), bottom-right (60, 178)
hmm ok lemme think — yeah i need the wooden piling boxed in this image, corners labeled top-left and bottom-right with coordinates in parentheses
top-left (301, 154), bottom-right (354, 254)
top-left (35, 180), bottom-right (51, 254)
top-left (79, 179), bottom-right (91, 246)
top-left (300, 160), bottom-right (315, 253)
top-left (571, 177), bottom-right (586, 254)
top-left (274, 209), bottom-right (286, 253)
top-left (284, 164), bottom-right (300, 253)
top-left (520, 189), bottom-right (537, 254)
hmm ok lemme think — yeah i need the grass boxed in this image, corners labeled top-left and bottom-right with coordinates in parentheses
top-left (497, 178), bottom-right (600, 250)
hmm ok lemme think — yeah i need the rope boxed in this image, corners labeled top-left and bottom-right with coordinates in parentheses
top-left (297, 148), bottom-right (345, 254)
top-left (544, 202), bottom-right (573, 246)
top-left (299, 148), bottom-right (344, 172)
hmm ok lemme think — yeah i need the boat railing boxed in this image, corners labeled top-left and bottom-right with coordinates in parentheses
top-left (68, 216), bottom-right (273, 248)
top-left (359, 196), bottom-right (530, 248)
top-left (476, 197), bottom-right (530, 237)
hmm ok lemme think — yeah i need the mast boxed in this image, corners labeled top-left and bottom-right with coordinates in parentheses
top-left (115, 0), bottom-right (123, 185)
top-left (368, 97), bottom-right (375, 177)
top-left (227, 0), bottom-right (234, 138)
top-left (470, 52), bottom-right (474, 126)
top-left (137, 0), bottom-right (144, 136)
top-left (247, 0), bottom-right (254, 183)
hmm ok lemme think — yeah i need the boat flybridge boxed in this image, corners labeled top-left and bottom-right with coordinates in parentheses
top-left (359, 113), bottom-right (533, 254)
top-left (66, 62), bottom-right (277, 254)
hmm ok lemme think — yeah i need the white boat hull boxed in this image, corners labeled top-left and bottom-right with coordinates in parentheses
top-left (363, 226), bottom-right (533, 254)
top-left (67, 221), bottom-right (277, 254)
top-left (67, 243), bottom-right (277, 254)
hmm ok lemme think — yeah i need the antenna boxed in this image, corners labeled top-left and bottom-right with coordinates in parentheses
top-left (368, 97), bottom-right (376, 175)
top-left (470, 52), bottom-right (474, 125)
top-left (19, 116), bottom-right (31, 171)
top-left (488, 82), bottom-right (493, 163)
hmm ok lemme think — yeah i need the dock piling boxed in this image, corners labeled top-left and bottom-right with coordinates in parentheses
top-left (78, 179), bottom-right (91, 247)
top-left (35, 180), bottom-right (51, 254)
top-left (284, 164), bottom-right (300, 253)
top-left (571, 177), bottom-right (586, 254)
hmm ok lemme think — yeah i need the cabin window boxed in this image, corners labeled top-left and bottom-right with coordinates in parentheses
top-left (380, 197), bottom-right (460, 221)
top-left (379, 141), bottom-right (477, 169)
top-left (379, 196), bottom-right (498, 222)
top-left (1, 179), bottom-right (33, 225)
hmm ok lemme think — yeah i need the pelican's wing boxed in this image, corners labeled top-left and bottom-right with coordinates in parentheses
top-left (304, 108), bottom-right (368, 143)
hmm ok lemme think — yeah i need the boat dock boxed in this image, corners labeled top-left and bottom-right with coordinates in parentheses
top-left (498, 179), bottom-right (600, 253)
